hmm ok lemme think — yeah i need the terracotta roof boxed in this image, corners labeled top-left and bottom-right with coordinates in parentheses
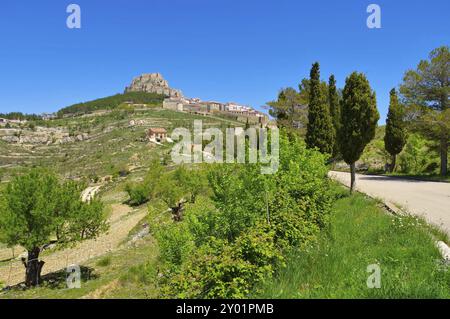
top-left (148, 128), bottom-right (167, 134)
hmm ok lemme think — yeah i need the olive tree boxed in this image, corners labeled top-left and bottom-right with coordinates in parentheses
top-left (0, 169), bottom-right (108, 286)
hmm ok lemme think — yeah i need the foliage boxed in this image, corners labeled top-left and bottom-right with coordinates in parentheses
top-left (398, 134), bottom-right (435, 174)
top-left (96, 256), bottom-right (111, 267)
top-left (154, 165), bottom-right (209, 221)
top-left (155, 131), bottom-right (333, 298)
top-left (384, 88), bottom-right (407, 170)
top-left (0, 112), bottom-right (41, 121)
top-left (328, 75), bottom-right (341, 158)
top-left (306, 62), bottom-right (335, 154)
top-left (258, 191), bottom-right (450, 298)
top-left (0, 168), bottom-right (108, 286)
top-left (339, 72), bottom-right (379, 165)
top-left (400, 46), bottom-right (449, 175)
top-left (57, 92), bottom-right (165, 116)
top-left (267, 87), bottom-right (307, 133)
top-left (125, 159), bottom-right (164, 206)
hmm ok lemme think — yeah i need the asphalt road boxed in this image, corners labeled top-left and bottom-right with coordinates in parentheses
top-left (329, 171), bottom-right (450, 236)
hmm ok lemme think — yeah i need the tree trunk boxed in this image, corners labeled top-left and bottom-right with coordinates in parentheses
top-left (391, 154), bottom-right (396, 173)
top-left (23, 247), bottom-right (45, 287)
top-left (350, 162), bottom-right (356, 193)
top-left (171, 202), bottom-right (185, 222)
top-left (440, 139), bottom-right (448, 176)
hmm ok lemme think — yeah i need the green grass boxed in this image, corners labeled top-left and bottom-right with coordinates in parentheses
top-left (96, 256), bottom-right (111, 267)
top-left (0, 107), bottom-right (243, 181)
top-left (257, 192), bottom-right (450, 298)
top-left (0, 237), bottom-right (159, 299)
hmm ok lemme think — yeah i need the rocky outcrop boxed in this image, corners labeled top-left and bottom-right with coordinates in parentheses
top-left (124, 73), bottom-right (183, 98)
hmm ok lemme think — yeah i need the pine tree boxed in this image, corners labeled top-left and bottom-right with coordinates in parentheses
top-left (400, 46), bottom-right (449, 176)
top-left (339, 72), bottom-right (379, 192)
top-left (305, 62), bottom-right (335, 154)
top-left (328, 75), bottom-right (341, 158)
top-left (384, 88), bottom-right (407, 172)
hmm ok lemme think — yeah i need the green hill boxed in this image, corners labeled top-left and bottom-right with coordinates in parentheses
top-left (57, 92), bottom-right (165, 117)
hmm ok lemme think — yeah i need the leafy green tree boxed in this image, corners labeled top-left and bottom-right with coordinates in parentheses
top-left (306, 62), bottom-right (335, 154)
top-left (0, 169), bottom-right (107, 287)
top-left (384, 88), bottom-right (407, 172)
top-left (267, 87), bottom-right (307, 133)
top-left (156, 166), bottom-right (208, 221)
top-left (328, 75), bottom-right (341, 158)
top-left (398, 134), bottom-right (432, 174)
top-left (339, 72), bottom-right (379, 192)
top-left (125, 159), bottom-right (163, 206)
top-left (156, 131), bottom-right (333, 298)
top-left (400, 46), bottom-right (449, 175)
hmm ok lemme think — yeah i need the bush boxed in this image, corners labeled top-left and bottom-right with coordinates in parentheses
top-left (156, 131), bottom-right (333, 298)
top-left (398, 134), bottom-right (433, 174)
top-left (96, 256), bottom-right (111, 267)
top-left (125, 183), bottom-right (149, 206)
top-left (125, 160), bottom-right (163, 206)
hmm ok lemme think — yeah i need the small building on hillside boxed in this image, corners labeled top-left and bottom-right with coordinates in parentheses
top-left (0, 118), bottom-right (8, 123)
top-left (41, 113), bottom-right (57, 121)
top-left (147, 128), bottom-right (167, 143)
top-left (163, 98), bottom-right (184, 111)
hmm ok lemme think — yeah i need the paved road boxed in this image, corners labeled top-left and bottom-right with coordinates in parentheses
top-left (329, 171), bottom-right (450, 236)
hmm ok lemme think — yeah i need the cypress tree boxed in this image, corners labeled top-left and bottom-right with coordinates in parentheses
top-left (339, 72), bottom-right (379, 192)
top-left (384, 88), bottom-right (407, 172)
top-left (305, 62), bottom-right (335, 154)
top-left (328, 75), bottom-right (341, 158)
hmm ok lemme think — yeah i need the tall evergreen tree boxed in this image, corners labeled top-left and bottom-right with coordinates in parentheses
top-left (400, 46), bottom-right (449, 176)
top-left (305, 62), bottom-right (335, 154)
top-left (384, 88), bottom-right (407, 172)
top-left (339, 72), bottom-right (379, 192)
top-left (328, 75), bottom-right (341, 158)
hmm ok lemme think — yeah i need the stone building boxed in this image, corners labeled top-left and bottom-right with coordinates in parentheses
top-left (147, 128), bottom-right (167, 143)
top-left (163, 98), bottom-right (185, 111)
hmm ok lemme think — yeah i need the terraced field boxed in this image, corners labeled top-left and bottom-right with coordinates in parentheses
top-left (0, 107), bottom-right (242, 181)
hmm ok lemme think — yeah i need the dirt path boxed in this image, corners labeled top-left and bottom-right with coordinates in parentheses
top-left (0, 204), bottom-right (147, 287)
top-left (329, 171), bottom-right (450, 236)
top-left (81, 186), bottom-right (101, 202)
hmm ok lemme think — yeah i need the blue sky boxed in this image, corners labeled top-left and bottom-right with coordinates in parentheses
top-left (0, 0), bottom-right (448, 123)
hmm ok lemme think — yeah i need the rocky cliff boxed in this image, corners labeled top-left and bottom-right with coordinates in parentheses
top-left (124, 73), bottom-right (183, 98)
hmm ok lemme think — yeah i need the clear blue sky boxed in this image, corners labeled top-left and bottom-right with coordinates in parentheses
top-left (0, 0), bottom-right (448, 123)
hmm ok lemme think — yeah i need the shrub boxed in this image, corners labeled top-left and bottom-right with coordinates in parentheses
top-left (125, 183), bottom-right (149, 206)
top-left (156, 131), bottom-right (333, 298)
top-left (398, 134), bottom-right (432, 174)
top-left (96, 256), bottom-right (111, 267)
top-left (124, 160), bottom-right (164, 206)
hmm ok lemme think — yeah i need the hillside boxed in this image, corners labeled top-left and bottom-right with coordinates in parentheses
top-left (0, 106), bottom-right (243, 182)
top-left (57, 92), bottom-right (165, 117)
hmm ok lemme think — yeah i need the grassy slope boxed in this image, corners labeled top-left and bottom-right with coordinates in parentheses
top-left (0, 237), bottom-right (159, 299)
top-left (0, 107), bottom-right (243, 180)
top-left (3, 186), bottom-right (448, 299)
top-left (258, 190), bottom-right (450, 299)
top-left (0, 106), bottom-right (244, 298)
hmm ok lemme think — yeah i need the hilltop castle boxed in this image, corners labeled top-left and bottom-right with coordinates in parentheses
top-left (125, 73), bottom-right (268, 125)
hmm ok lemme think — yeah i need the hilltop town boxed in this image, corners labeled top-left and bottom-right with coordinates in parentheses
top-left (0, 73), bottom-right (269, 127)
top-left (125, 73), bottom-right (269, 126)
